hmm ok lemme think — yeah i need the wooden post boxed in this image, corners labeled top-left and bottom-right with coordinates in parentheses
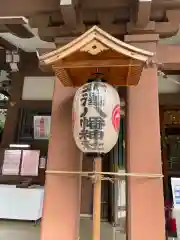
top-left (92, 156), bottom-right (102, 240)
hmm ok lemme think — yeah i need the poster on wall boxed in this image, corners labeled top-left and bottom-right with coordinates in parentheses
top-left (20, 150), bottom-right (40, 176)
top-left (171, 177), bottom-right (180, 237)
top-left (2, 150), bottom-right (21, 175)
top-left (34, 116), bottom-right (51, 140)
top-left (171, 178), bottom-right (180, 209)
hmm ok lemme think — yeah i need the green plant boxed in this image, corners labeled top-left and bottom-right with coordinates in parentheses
top-left (0, 119), bottom-right (5, 133)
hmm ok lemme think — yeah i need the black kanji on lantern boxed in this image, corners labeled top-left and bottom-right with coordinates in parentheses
top-left (79, 129), bottom-right (104, 141)
top-left (82, 82), bottom-right (107, 118)
top-left (81, 141), bottom-right (104, 151)
top-left (79, 82), bottom-right (107, 151)
top-left (80, 92), bottom-right (88, 107)
top-left (88, 92), bottom-right (106, 118)
top-left (80, 117), bottom-right (105, 130)
top-left (80, 107), bottom-right (88, 117)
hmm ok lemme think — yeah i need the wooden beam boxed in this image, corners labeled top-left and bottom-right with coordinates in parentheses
top-left (81, 0), bottom-right (128, 9)
top-left (0, 0), bottom-right (179, 17)
top-left (0, 25), bottom-right (9, 33)
top-left (157, 44), bottom-right (180, 71)
top-left (127, 21), bottom-right (155, 34)
top-left (98, 11), bottom-right (114, 26)
top-left (38, 23), bottom-right (126, 41)
top-left (127, 20), bottom-right (179, 37)
top-left (53, 59), bottom-right (141, 69)
top-left (135, 0), bottom-right (152, 27)
top-left (0, 17), bottom-right (34, 38)
top-left (55, 36), bottom-right (76, 46)
top-left (38, 25), bottom-right (81, 39)
top-left (0, 16), bottom-right (28, 25)
top-left (166, 10), bottom-right (180, 23)
top-left (38, 20), bottom-right (178, 41)
top-left (29, 14), bottom-right (50, 28)
top-left (0, 0), bottom-right (62, 16)
top-left (0, 37), bottom-right (17, 50)
top-left (155, 22), bottom-right (179, 38)
top-left (153, 0), bottom-right (180, 9)
top-left (5, 24), bottom-right (34, 38)
top-left (36, 48), bottom-right (56, 57)
top-left (60, 0), bottom-right (77, 29)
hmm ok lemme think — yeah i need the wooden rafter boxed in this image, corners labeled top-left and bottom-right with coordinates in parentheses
top-left (55, 36), bottom-right (76, 46)
top-left (5, 24), bottom-right (34, 38)
top-left (135, 0), bottom-right (152, 27)
top-left (127, 21), bottom-right (155, 34)
top-left (166, 9), bottom-right (180, 23)
top-left (38, 19), bottom-right (180, 41)
top-left (0, 16), bottom-right (28, 25)
top-left (0, 17), bottom-right (34, 38)
top-left (0, 0), bottom-right (180, 18)
top-left (54, 59), bottom-right (141, 69)
top-left (0, 37), bottom-right (17, 50)
top-left (29, 14), bottom-right (50, 28)
top-left (60, 0), bottom-right (77, 29)
top-left (155, 21), bottom-right (179, 37)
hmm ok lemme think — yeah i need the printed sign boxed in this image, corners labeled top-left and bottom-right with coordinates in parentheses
top-left (2, 150), bottom-right (21, 175)
top-left (171, 178), bottom-right (180, 208)
top-left (20, 150), bottom-right (40, 176)
top-left (34, 116), bottom-right (51, 140)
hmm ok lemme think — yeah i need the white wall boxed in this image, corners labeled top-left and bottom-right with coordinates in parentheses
top-left (158, 75), bottom-right (180, 94)
top-left (22, 76), bottom-right (55, 100)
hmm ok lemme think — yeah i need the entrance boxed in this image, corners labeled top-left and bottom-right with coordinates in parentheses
top-left (161, 108), bottom-right (180, 238)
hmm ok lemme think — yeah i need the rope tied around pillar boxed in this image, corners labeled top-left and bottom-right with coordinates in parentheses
top-left (90, 175), bottom-right (114, 184)
top-left (45, 170), bottom-right (164, 182)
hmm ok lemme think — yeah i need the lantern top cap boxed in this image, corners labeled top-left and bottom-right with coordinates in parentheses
top-left (39, 25), bottom-right (154, 66)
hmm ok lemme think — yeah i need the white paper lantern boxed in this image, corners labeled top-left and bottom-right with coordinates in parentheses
top-left (72, 81), bottom-right (120, 154)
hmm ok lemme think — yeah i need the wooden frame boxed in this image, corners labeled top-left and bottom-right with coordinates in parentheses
top-left (39, 26), bottom-right (153, 87)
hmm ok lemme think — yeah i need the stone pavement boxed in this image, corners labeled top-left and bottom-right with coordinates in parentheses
top-left (0, 219), bottom-right (126, 240)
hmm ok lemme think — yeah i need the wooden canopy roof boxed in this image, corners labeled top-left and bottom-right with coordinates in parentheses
top-left (39, 26), bottom-right (154, 86)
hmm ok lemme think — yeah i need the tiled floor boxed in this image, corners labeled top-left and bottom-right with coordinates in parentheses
top-left (0, 219), bottom-right (126, 240)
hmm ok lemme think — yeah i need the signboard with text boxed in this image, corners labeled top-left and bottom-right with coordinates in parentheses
top-left (2, 150), bottom-right (21, 175)
top-left (20, 150), bottom-right (40, 176)
top-left (34, 116), bottom-right (51, 140)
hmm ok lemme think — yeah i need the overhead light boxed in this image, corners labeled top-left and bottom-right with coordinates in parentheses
top-left (9, 144), bottom-right (30, 149)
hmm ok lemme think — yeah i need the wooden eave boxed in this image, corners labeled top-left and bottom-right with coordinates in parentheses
top-left (39, 26), bottom-right (154, 86)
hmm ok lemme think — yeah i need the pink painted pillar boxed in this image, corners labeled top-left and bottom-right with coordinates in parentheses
top-left (125, 34), bottom-right (165, 240)
top-left (40, 78), bottom-right (81, 240)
